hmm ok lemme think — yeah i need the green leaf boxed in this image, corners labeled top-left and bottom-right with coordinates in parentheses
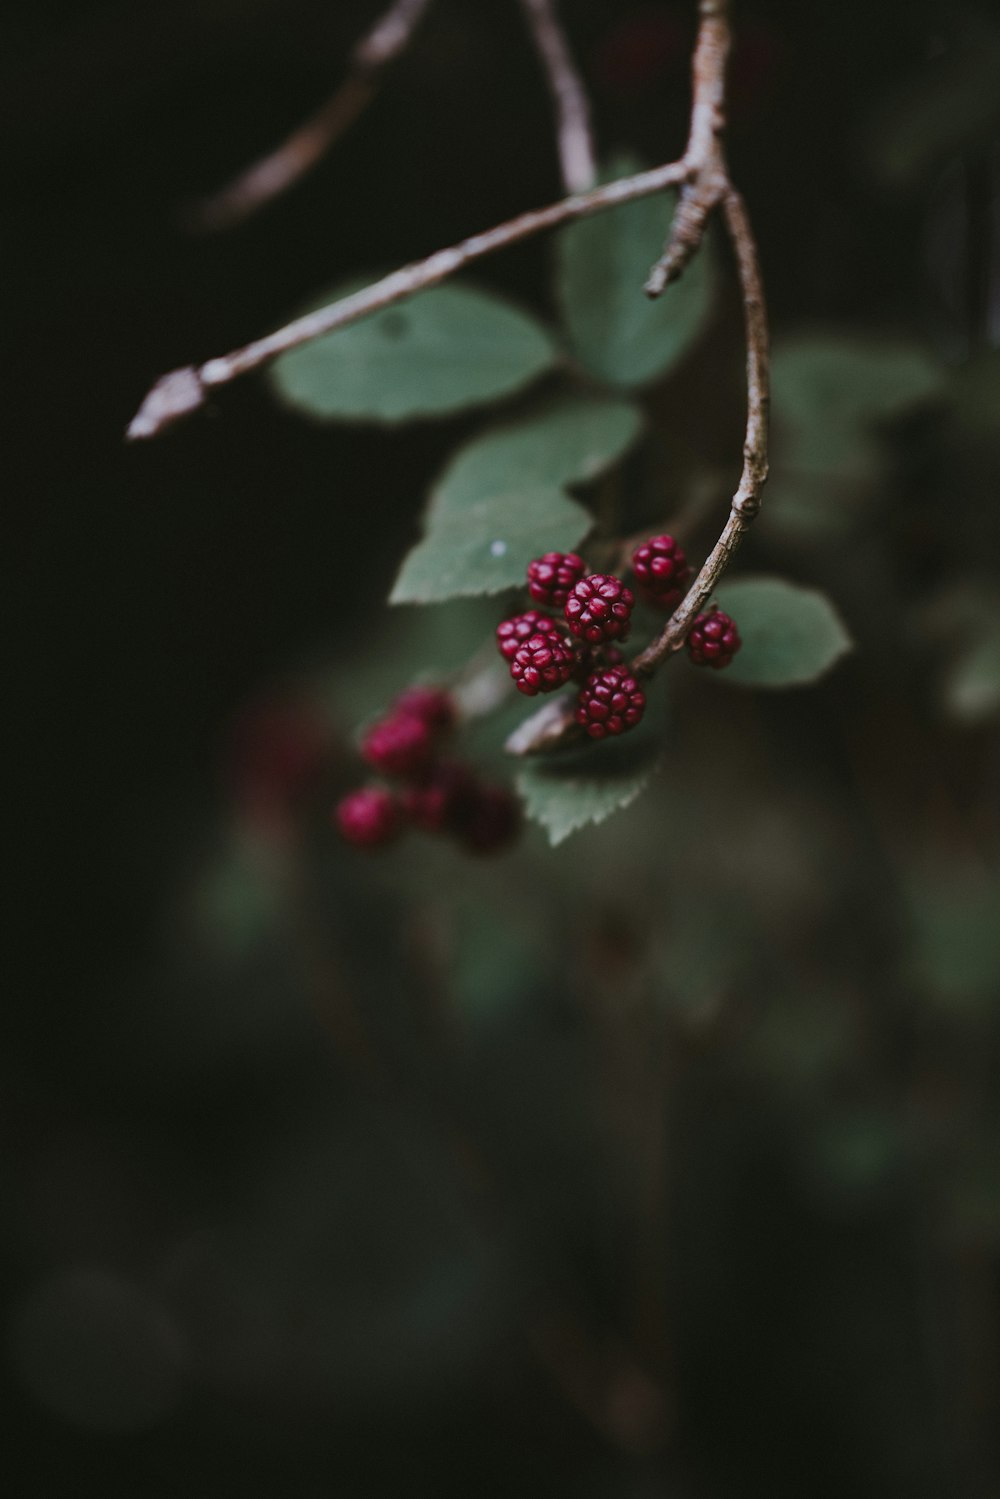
top-left (389, 486), bottom-right (591, 603)
top-left (517, 735), bottom-right (661, 846)
top-left (772, 334), bottom-right (944, 475)
top-left (391, 392), bottom-right (640, 604)
top-left (713, 576), bottom-right (853, 688)
top-left (555, 155), bottom-right (714, 388)
top-left (269, 277), bottom-right (558, 423)
top-left (429, 391), bottom-right (643, 521)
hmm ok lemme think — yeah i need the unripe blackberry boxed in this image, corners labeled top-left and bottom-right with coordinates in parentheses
top-left (687, 606), bottom-right (741, 669)
top-left (527, 551), bottom-right (586, 608)
top-left (496, 609), bottom-right (561, 662)
top-left (510, 630), bottom-right (578, 696)
top-left (565, 573), bottom-right (635, 644)
top-left (575, 666), bottom-right (646, 739)
top-left (335, 787), bottom-right (403, 848)
top-left (401, 760), bottom-right (475, 834)
top-left (361, 710), bottom-right (434, 777)
top-left (631, 534), bottom-right (690, 609)
top-left (458, 784), bottom-right (521, 854)
top-left (394, 685), bottom-right (456, 733)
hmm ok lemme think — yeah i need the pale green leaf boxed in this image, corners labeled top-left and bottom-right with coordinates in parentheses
top-left (517, 736), bottom-right (661, 846)
top-left (713, 576), bottom-right (853, 688)
top-left (942, 631), bottom-right (1000, 724)
top-left (429, 392), bottom-right (643, 521)
top-left (555, 155), bottom-right (714, 388)
top-left (269, 277), bottom-right (558, 423)
top-left (389, 487), bottom-right (591, 603)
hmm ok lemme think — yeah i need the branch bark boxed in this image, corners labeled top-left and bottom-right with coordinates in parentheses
top-left (126, 159), bottom-right (689, 440)
top-left (186, 0), bottom-right (435, 233)
top-left (518, 0), bottom-right (597, 194)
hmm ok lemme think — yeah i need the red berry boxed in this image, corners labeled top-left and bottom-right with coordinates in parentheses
top-left (630, 534), bottom-right (691, 610)
top-left (575, 666), bottom-right (646, 739)
top-left (400, 760), bottom-right (476, 834)
top-left (458, 784), bottom-right (521, 854)
top-left (510, 630), bottom-right (578, 696)
top-left (360, 711), bottom-right (434, 777)
top-left (496, 609), bottom-right (562, 662)
top-left (393, 685), bottom-right (455, 733)
top-left (335, 787), bottom-right (403, 848)
top-left (565, 574), bottom-right (635, 645)
top-left (687, 606), bottom-right (741, 669)
top-left (527, 552), bottom-right (586, 608)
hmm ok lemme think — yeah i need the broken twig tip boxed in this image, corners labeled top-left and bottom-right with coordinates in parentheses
top-left (125, 366), bottom-right (206, 441)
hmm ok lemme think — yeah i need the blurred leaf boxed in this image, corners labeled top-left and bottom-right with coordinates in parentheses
top-left (807, 1110), bottom-right (907, 1208)
top-left (941, 629), bottom-right (1000, 724)
top-left (555, 155), bottom-right (714, 388)
top-left (951, 351), bottom-right (1000, 440)
top-left (908, 870), bottom-right (1000, 1014)
top-left (269, 278), bottom-right (558, 422)
top-left (390, 486), bottom-right (591, 603)
top-left (866, 28), bottom-right (1000, 189)
top-left (517, 734), bottom-right (661, 845)
top-left (429, 391), bottom-right (643, 521)
top-left (772, 334), bottom-right (944, 475)
top-left (713, 576), bottom-right (853, 688)
top-left (451, 907), bottom-right (546, 1026)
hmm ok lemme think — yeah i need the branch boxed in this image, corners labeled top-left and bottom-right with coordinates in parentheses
top-left (507, 2), bottom-right (770, 758)
top-left (185, 0), bottom-right (436, 233)
top-left (645, 0), bottom-right (729, 296)
top-left (518, 0), bottom-right (597, 194)
top-left (126, 159), bottom-right (688, 440)
top-left (632, 189), bottom-right (769, 672)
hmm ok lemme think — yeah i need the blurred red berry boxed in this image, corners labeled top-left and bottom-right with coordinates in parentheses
top-left (361, 711), bottom-right (434, 778)
top-left (335, 787), bottom-right (404, 848)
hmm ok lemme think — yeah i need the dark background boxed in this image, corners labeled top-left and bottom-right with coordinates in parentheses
top-left (6, 1), bottom-right (1000, 1495)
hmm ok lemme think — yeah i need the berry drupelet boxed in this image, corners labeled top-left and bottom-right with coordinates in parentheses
top-left (510, 630), bottom-right (578, 696)
top-left (630, 534), bottom-right (690, 609)
top-left (575, 666), bottom-right (646, 738)
top-left (565, 573), bottom-right (635, 645)
top-left (496, 609), bottom-right (563, 662)
top-left (686, 607), bottom-right (741, 669)
top-left (335, 787), bottom-right (404, 848)
top-left (527, 551), bottom-right (586, 608)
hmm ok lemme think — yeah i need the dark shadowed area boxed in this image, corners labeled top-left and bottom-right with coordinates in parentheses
top-left (6, 1), bottom-right (1000, 1495)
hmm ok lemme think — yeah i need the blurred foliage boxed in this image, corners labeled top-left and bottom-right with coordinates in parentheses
top-left (9, 0), bottom-right (1000, 1496)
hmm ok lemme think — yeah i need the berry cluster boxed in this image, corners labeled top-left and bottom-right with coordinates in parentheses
top-left (335, 686), bottom-right (520, 854)
top-left (497, 553), bottom-right (646, 738)
top-left (493, 543), bottom-right (743, 747)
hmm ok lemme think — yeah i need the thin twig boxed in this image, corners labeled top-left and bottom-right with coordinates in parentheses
top-left (632, 190), bottom-right (769, 673)
top-left (518, 0), bottom-right (597, 194)
top-left (645, 0), bottom-right (730, 296)
top-left (186, 0), bottom-right (436, 233)
top-left (127, 159), bottom-right (689, 440)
